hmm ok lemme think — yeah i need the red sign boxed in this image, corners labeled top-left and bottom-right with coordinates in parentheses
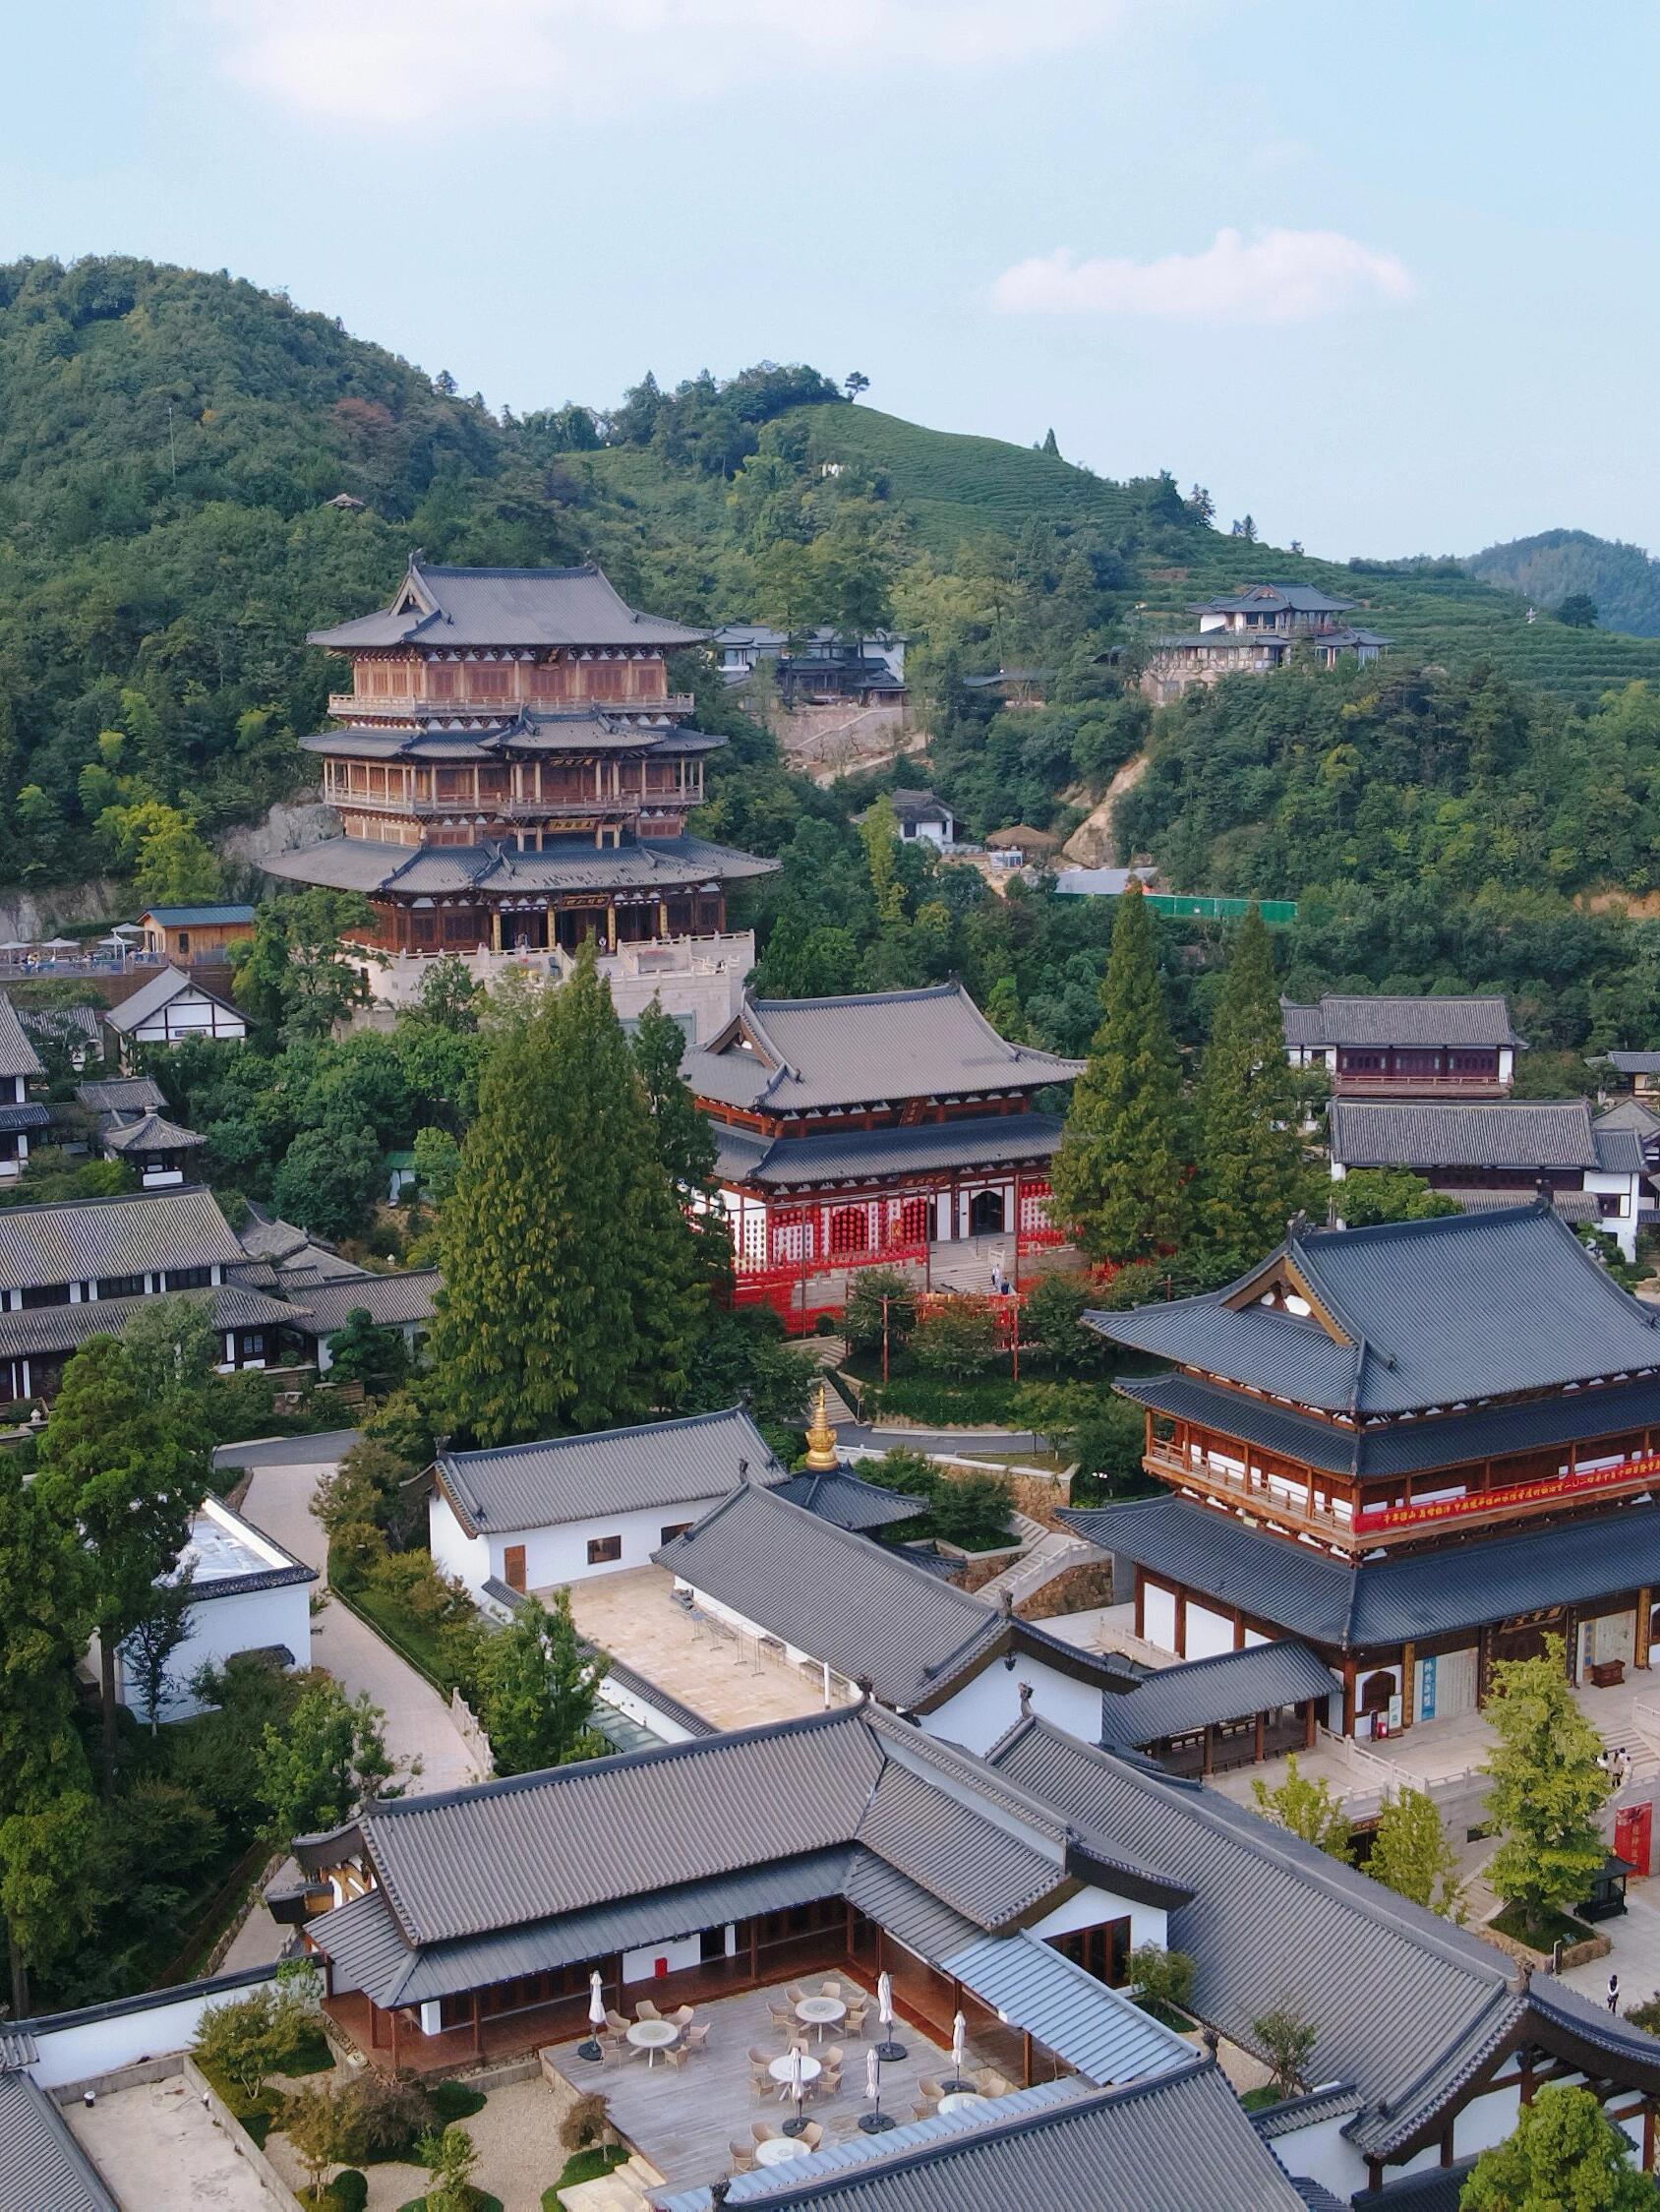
top-left (1356, 1451), bottom-right (1660, 1534)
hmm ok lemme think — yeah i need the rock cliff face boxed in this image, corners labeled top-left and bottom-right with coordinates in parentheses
top-left (220, 797), bottom-right (338, 868)
top-left (0, 879), bottom-right (126, 942)
top-left (1062, 751), bottom-right (1149, 867)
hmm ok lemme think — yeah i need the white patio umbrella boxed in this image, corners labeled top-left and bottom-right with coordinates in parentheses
top-left (577, 1969), bottom-right (606, 2063)
top-left (949, 2009), bottom-right (968, 2091)
top-left (785, 2044), bottom-right (806, 2136)
top-left (875, 1970), bottom-right (906, 2062)
top-left (860, 2043), bottom-right (894, 2135)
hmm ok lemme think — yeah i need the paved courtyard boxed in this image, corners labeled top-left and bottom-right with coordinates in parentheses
top-left (67, 2074), bottom-right (282, 2209)
top-left (563, 1566), bottom-right (831, 1732)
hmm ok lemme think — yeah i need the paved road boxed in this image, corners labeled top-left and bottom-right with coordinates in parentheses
top-left (227, 1438), bottom-right (481, 1799)
top-left (213, 1428), bottom-right (363, 1470)
top-left (838, 1422), bottom-right (1050, 1460)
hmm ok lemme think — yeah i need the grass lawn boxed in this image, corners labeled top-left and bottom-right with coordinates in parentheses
top-left (396, 2193), bottom-right (502, 2212)
top-left (544, 2145), bottom-right (629, 2205)
top-left (1240, 2086), bottom-right (1285, 2113)
top-left (1489, 1902), bottom-right (1599, 1951)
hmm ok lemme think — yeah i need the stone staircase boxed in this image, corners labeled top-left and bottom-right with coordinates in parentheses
top-left (976, 1523), bottom-right (1092, 1612)
top-left (558, 2150), bottom-right (664, 2211)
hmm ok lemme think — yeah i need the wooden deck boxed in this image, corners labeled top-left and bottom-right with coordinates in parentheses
top-left (545, 1979), bottom-right (995, 2194)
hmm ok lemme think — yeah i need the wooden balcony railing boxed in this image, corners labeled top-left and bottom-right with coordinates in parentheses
top-left (327, 692), bottom-right (695, 722)
top-left (1144, 1442), bottom-right (1358, 1545)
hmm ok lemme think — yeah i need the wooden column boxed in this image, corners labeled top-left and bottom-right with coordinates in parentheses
top-left (1174, 1591), bottom-right (1188, 1660)
top-left (1341, 1659), bottom-right (1357, 1737)
top-left (1201, 1727), bottom-right (1214, 1778)
top-left (1638, 1590), bottom-right (1653, 1672)
top-left (1233, 1609), bottom-right (1246, 1652)
top-left (750, 1920), bottom-right (758, 1982)
top-left (1400, 1643), bottom-right (1416, 1732)
top-left (390, 2004), bottom-right (400, 2070)
top-left (1023, 2030), bottom-right (1033, 2088)
top-left (472, 1990), bottom-right (483, 2060)
top-left (1133, 1571), bottom-right (1146, 1642)
top-left (1254, 1710), bottom-right (1266, 1763)
top-left (1644, 2099), bottom-right (1655, 2172)
top-left (1303, 1699), bottom-right (1317, 1750)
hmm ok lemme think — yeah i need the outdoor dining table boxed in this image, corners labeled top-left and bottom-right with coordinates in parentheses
top-left (755, 2137), bottom-right (810, 2167)
top-left (626, 2018), bottom-right (681, 2067)
top-left (794, 1996), bottom-right (846, 2043)
top-left (936, 2092), bottom-right (994, 2118)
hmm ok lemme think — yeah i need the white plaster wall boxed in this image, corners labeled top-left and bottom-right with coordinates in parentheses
top-left (1028, 1884), bottom-right (1167, 1954)
top-left (922, 1654), bottom-right (1107, 1755)
top-left (1142, 1583), bottom-right (1178, 1653)
top-left (623, 1933), bottom-right (704, 1985)
top-left (429, 1492), bottom-right (492, 1596)
top-left (1184, 1602), bottom-right (1235, 1662)
top-left (496, 1498), bottom-right (729, 1590)
top-left (116, 1581), bottom-right (311, 1724)
top-left (28, 1973), bottom-right (279, 2090)
top-left (1254, 2108), bottom-right (1362, 2200)
top-left (1584, 1170), bottom-right (1640, 1260)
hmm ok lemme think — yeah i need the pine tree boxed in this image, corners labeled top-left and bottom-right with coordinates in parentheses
top-left (33, 1335), bottom-right (209, 1789)
top-left (1194, 905), bottom-right (1310, 1267)
top-left (0, 1449), bottom-right (99, 2014)
top-left (1049, 882), bottom-right (1187, 1263)
top-left (629, 994), bottom-right (730, 1287)
top-left (430, 947), bottom-right (704, 1445)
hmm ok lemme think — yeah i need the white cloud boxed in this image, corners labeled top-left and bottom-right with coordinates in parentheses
top-left (206, 0), bottom-right (1112, 128)
top-left (992, 226), bottom-right (1414, 325)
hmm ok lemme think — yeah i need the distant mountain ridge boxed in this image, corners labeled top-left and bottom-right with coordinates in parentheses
top-left (1465, 527), bottom-right (1660, 636)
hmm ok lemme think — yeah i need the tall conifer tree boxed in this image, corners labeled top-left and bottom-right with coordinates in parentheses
top-left (1194, 904), bottom-right (1310, 1266)
top-left (1050, 881), bottom-right (1187, 1263)
top-left (629, 994), bottom-right (731, 1289)
top-left (431, 948), bottom-right (702, 1445)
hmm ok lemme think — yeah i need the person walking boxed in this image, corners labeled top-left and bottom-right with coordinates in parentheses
top-left (1609, 1971), bottom-right (1621, 2015)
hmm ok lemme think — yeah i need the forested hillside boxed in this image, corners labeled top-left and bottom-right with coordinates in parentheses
top-left (1467, 527), bottom-right (1660, 637)
top-left (8, 253), bottom-right (1660, 904)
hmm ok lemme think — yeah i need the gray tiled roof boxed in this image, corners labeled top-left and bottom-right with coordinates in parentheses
top-left (686, 984), bottom-right (1082, 1114)
top-left (76, 1076), bottom-right (166, 1115)
top-left (1088, 1201), bottom-right (1660, 1415)
top-left (0, 2068), bottom-right (120, 2212)
top-left (260, 831), bottom-right (778, 898)
top-left (18, 1002), bottom-right (101, 1050)
top-left (1329, 1097), bottom-right (1598, 1169)
top-left (989, 1717), bottom-right (1512, 2152)
top-left (1097, 1641), bottom-right (1337, 1749)
top-left (309, 559), bottom-right (708, 650)
top-left (1608, 1050), bottom-right (1660, 1075)
top-left (838, 1848), bottom-right (980, 1965)
top-left (1060, 1493), bottom-right (1660, 1649)
top-left (436, 1405), bottom-right (782, 1537)
top-left (1116, 1362), bottom-right (1660, 1480)
top-left (855, 1761), bottom-right (1061, 1928)
top-left (359, 1706), bottom-right (884, 1946)
top-left (1248, 2082), bottom-right (1361, 2139)
top-left (98, 1109), bottom-right (206, 1156)
top-left (0, 2028), bottom-right (37, 2069)
top-left (659, 2063), bottom-right (1308, 2212)
top-left (301, 1269), bottom-right (441, 1336)
top-left (1281, 992), bottom-right (1520, 1049)
top-left (654, 1483), bottom-right (1005, 1708)
top-left (299, 708), bottom-right (724, 764)
top-left (711, 1110), bottom-right (1067, 1189)
top-left (0, 1282), bottom-right (302, 1365)
top-left (941, 1929), bottom-right (1193, 2086)
top-left (774, 1467), bottom-right (928, 1531)
top-left (1595, 1119), bottom-right (1650, 1173)
top-left (0, 1102), bottom-right (49, 1135)
top-left (104, 965), bottom-right (241, 1034)
top-left (0, 992), bottom-right (45, 1081)
top-left (1596, 1096), bottom-right (1660, 1139)
top-left (1194, 584), bottom-right (1353, 616)
top-left (0, 1184), bottom-right (246, 1294)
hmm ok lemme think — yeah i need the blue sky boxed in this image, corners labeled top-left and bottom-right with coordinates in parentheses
top-left (6, 1), bottom-right (1657, 559)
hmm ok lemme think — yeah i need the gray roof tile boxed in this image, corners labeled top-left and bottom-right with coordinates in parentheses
top-left (0, 1282), bottom-right (301, 1365)
top-left (712, 1113), bottom-right (1067, 1188)
top-left (774, 1468), bottom-right (928, 1532)
top-left (0, 992), bottom-right (45, 1082)
top-left (854, 1761), bottom-right (1062, 1929)
top-left (0, 1184), bottom-right (246, 1294)
top-left (76, 1077), bottom-right (166, 1115)
top-left (654, 1484), bottom-right (1005, 1708)
top-left (260, 831), bottom-right (778, 898)
top-left (309, 559), bottom-right (707, 651)
top-left (942, 1929), bottom-right (1194, 2085)
top-left (1608, 1051), bottom-right (1660, 1075)
top-left (301, 1270), bottom-right (441, 1335)
top-left (437, 1406), bottom-right (782, 1536)
top-left (1097, 1641), bottom-right (1337, 1749)
top-left (98, 1109), bottom-right (205, 1156)
top-left (0, 2068), bottom-right (120, 2212)
top-left (104, 965), bottom-right (241, 1034)
top-left (1329, 1097), bottom-right (1599, 1169)
top-left (1281, 992), bottom-right (1520, 1048)
top-left (687, 984), bottom-right (1081, 1114)
top-left (1089, 1201), bottom-right (1660, 1414)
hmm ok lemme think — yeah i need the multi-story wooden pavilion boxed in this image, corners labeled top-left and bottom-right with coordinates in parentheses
top-left (262, 556), bottom-right (776, 955)
top-left (1062, 1201), bottom-right (1660, 1741)
top-left (685, 983), bottom-right (1080, 1303)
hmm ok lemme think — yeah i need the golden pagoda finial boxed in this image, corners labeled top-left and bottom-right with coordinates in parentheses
top-left (803, 1379), bottom-right (839, 1471)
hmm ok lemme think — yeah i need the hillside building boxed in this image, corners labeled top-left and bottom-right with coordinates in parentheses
top-left (263, 557), bottom-right (776, 962)
top-left (0, 993), bottom-right (48, 1183)
top-left (859, 787), bottom-right (957, 849)
top-left (135, 904), bottom-right (255, 964)
top-left (103, 966), bottom-right (247, 1060)
top-left (686, 983), bottom-right (1079, 1301)
top-left (1327, 1097), bottom-right (1649, 1259)
top-left (1283, 992), bottom-right (1522, 1098)
top-left (1141, 583), bottom-right (1390, 704)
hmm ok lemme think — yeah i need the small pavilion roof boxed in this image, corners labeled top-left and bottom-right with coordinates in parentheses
top-left (308, 558), bottom-right (707, 651)
top-left (1281, 992), bottom-right (1522, 1050)
top-left (1097, 1641), bottom-right (1337, 1750)
top-left (774, 1465), bottom-right (929, 1532)
top-left (97, 1109), bottom-right (206, 1157)
top-left (1086, 1200), bottom-right (1660, 1416)
top-left (686, 983), bottom-right (1081, 1114)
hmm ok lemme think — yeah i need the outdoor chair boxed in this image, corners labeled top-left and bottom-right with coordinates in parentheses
top-left (918, 2076), bottom-right (946, 2107)
top-left (913, 2100), bottom-right (935, 2122)
top-left (821, 2045), bottom-right (845, 2070)
top-left (605, 2008), bottom-right (630, 2038)
top-left (662, 2041), bottom-right (689, 2070)
top-left (975, 2065), bottom-right (1011, 2097)
top-left (749, 2046), bottom-right (775, 2099)
top-left (670, 2004), bottom-right (694, 2027)
top-left (786, 1984), bottom-right (807, 2003)
top-left (731, 2139), bottom-right (755, 2175)
top-left (819, 1980), bottom-right (842, 1999)
top-left (801, 2122), bottom-right (824, 2152)
top-left (752, 2121), bottom-right (783, 2147)
top-left (635, 1998), bottom-right (662, 2020)
top-left (683, 2023), bottom-right (711, 2058)
top-left (843, 2003), bottom-right (868, 2037)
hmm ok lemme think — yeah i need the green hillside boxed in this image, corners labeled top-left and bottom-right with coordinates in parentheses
top-left (1467, 527), bottom-right (1660, 638)
top-left (4, 252), bottom-right (1660, 901)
